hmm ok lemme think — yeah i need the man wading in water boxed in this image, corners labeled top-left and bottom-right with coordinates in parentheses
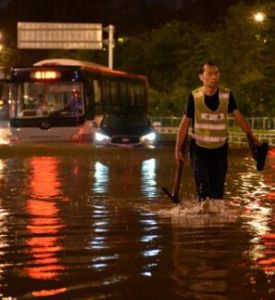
top-left (175, 61), bottom-right (268, 201)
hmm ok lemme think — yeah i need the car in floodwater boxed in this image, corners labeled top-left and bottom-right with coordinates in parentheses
top-left (94, 114), bottom-right (156, 147)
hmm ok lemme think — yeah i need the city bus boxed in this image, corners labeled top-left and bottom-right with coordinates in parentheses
top-left (8, 58), bottom-right (155, 144)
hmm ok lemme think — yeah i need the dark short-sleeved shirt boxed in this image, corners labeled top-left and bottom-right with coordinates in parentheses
top-left (186, 88), bottom-right (237, 154)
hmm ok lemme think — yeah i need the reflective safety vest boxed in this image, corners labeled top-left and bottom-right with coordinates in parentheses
top-left (191, 86), bottom-right (230, 149)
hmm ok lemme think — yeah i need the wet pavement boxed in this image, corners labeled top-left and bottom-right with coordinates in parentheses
top-left (0, 121), bottom-right (274, 299)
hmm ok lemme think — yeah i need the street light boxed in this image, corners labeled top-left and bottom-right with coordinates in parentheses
top-left (253, 12), bottom-right (267, 43)
top-left (254, 12), bottom-right (266, 23)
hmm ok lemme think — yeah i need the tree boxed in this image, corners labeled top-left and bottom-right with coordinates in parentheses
top-left (146, 21), bottom-right (204, 92)
top-left (202, 1), bottom-right (274, 116)
top-left (115, 32), bottom-right (149, 75)
top-left (0, 0), bottom-right (273, 117)
top-left (125, 21), bottom-right (206, 116)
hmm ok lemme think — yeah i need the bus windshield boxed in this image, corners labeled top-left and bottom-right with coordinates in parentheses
top-left (10, 82), bottom-right (84, 118)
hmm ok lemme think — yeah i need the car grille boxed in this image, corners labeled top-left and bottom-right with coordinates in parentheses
top-left (111, 135), bottom-right (140, 145)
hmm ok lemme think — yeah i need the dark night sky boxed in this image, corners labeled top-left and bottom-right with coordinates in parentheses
top-left (0, 0), bottom-right (257, 22)
top-left (0, 0), bottom-right (258, 45)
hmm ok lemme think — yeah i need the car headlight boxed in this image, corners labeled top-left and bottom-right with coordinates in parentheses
top-left (141, 132), bottom-right (156, 143)
top-left (95, 132), bottom-right (110, 143)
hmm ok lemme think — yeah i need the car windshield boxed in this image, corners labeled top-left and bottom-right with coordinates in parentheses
top-left (101, 115), bottom-right (150, 128)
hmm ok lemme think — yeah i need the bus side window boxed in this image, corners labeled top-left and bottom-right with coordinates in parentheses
top-left (120, 81), bottom-right (127, 105)
top-left (130, 83), bottom-right (141, 106)
top-left (138, 84), bottom-right (143, 106)
top-left (110, 80), bottom-right (119, 105)
top-left (102, 79), bottom-right (111, 105)
top-left (142, 84), bottom-right (147, 104)
top-left (93, 80), bottom-right (102, 104)
top-left (138, 83), bottom-right (146, 106)
top-left (128, 82), bottom-right (135, 106)
top-left (134, 83), bottom-right (142, 106)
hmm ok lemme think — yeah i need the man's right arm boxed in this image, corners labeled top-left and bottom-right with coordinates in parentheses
top-left (175, 115), bottom-right (191, 162)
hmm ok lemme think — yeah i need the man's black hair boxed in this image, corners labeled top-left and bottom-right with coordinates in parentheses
top-left (198, 60), bottom-right (218, 75)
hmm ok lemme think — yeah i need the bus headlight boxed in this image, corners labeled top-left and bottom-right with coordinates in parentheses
top-left (141, 132), bottom-right (156, 143)
top-left (95, 132), bottom-right (110, 143)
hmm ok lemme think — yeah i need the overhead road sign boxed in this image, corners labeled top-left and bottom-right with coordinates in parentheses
top-left (17, 22), bottom-right (103, 50)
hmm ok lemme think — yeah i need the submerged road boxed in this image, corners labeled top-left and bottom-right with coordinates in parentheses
top-left (0, 120), bottom-right (274, 299)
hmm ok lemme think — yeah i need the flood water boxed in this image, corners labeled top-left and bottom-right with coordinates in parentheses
top-left (0, 127), bottom-right (274, 299)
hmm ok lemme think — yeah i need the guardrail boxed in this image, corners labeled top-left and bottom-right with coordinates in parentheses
top-left (151, 117), bottom-right (275, 146)
top-left (151, 116), bottom-right (275, 130)
top-left (228, 131), bottom-right (275, 146)
top-left (154, 127), bottom-right (275, 146)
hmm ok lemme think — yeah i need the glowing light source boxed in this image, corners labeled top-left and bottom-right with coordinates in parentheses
top-left (254, 12), bottom-right (266, 23)
top-left (31, 71), bottom-right (61, 80)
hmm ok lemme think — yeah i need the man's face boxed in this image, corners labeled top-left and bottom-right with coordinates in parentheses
top-left (199, 64), bottom-right (220, 89)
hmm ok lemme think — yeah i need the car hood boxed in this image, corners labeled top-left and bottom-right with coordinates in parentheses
top-left (99, 125), bottom-right (153, 137)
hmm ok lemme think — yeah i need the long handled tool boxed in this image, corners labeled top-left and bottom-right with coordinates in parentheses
top-left (161, 160), bottom-right (183, 204)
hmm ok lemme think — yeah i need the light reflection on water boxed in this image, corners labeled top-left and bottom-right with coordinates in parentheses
top-left (93, 162), bottom-right (109, 194)
top-left (238, 149), bottom-right (275, 294)
top-left (0, 145), bottom-right (274, 299)
top-left (24, 157), bottom-right (65, 282)
top-left (141, 158), bottom-right (157, 198)
top-left (0, 122), bottom-right (10, 145)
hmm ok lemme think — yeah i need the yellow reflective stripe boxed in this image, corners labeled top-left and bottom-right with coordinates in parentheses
top-left (195, 123), bottom-right (227, 130)
top-left (201, 113), bottom-right (225, 121)
top-left (191, 133), bottom-right (227, 143)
